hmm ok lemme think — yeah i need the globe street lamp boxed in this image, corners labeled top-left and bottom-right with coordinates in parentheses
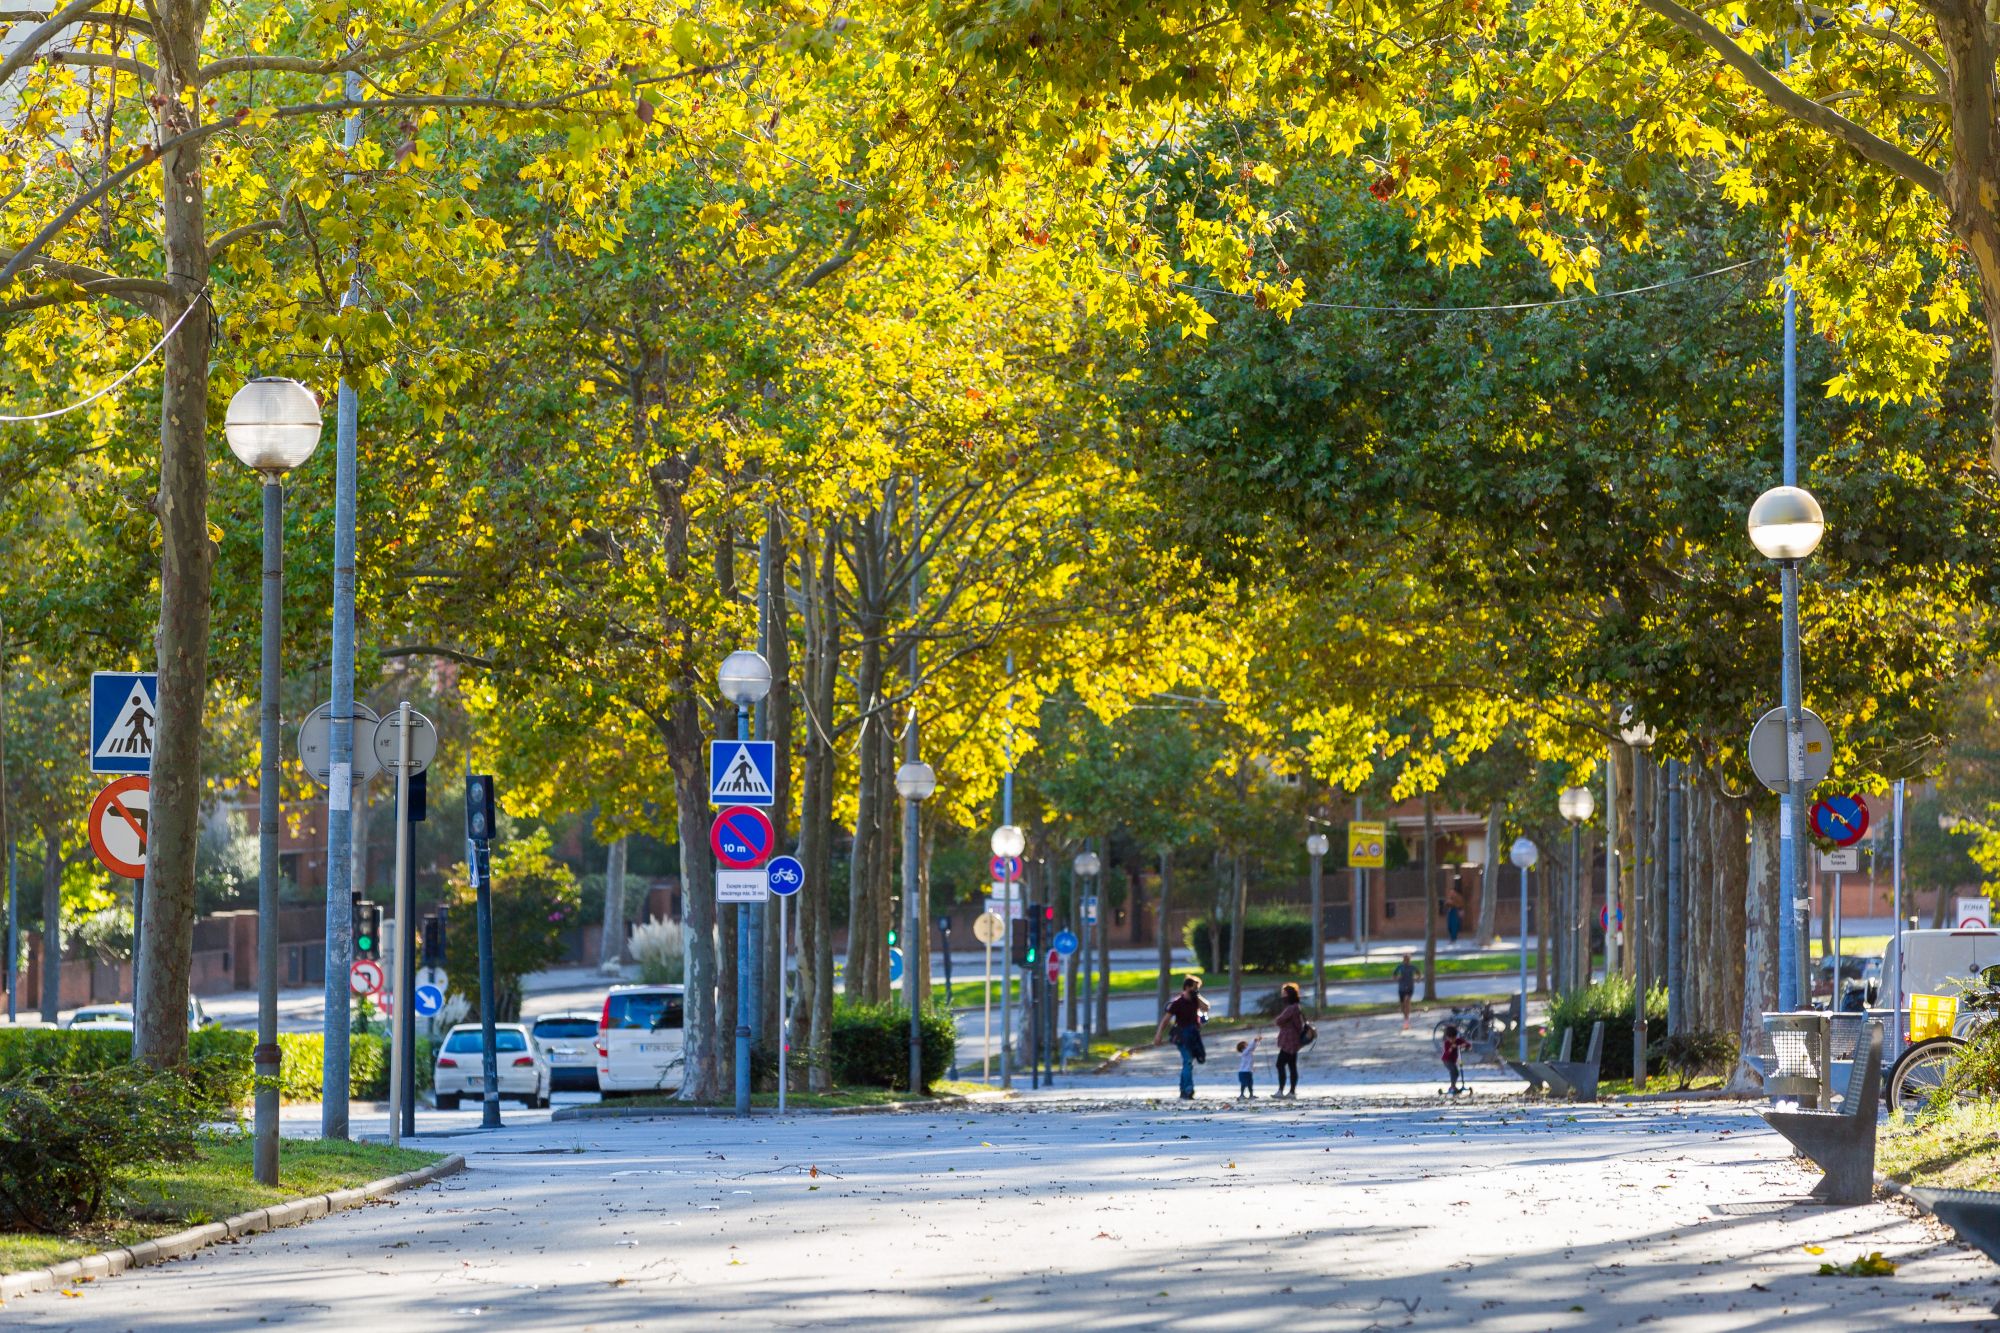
top-left (1073, 850), bottom-right (1101, 1040)
top-left (226, 377), bottom-right (322, 1188)
top-left (894, 760), bottom-right (936, 1093)
top-left (1749, 485), bottom-right (1825, 1011)
top-left (1557, 786), bottom-right (1594, 992)
top-left (1305, 833), bottom-right (1331, 1009)
top-left (717, 650), bottom-right (771, 1117)
top-left (1509, 836), bottom-right (1539, 1062)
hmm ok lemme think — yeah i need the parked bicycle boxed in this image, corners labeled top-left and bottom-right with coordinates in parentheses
top-left (1885, 969), bottom-right (2000, 1113)
top-left (1432, 998), bottom-right (1516, 1055)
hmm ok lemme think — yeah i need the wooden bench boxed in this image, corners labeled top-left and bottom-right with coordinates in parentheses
top-left (1761, 1020), bottom-right (1881, 1204)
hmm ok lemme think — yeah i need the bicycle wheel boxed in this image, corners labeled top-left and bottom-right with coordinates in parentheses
top-left (1431, 1017), bottom-right (1454, 1055)
top-left (1887, 1037), bottom-right (1966, 1113)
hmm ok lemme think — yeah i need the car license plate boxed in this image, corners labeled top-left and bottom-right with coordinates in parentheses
top-left (639, 1043), bottom-right (671, 1053)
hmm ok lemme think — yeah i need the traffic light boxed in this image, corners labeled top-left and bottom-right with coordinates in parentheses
top-left (465, 774), bottom-right (496, 842)
top-left (353, 896), bottom-right (382, 961)
top-left (1011, 915), bottom-right (1031, 969)
top-left (887, 926), bottom-right (898, 948)
top-left (421, 913), bottom-right (445, 969)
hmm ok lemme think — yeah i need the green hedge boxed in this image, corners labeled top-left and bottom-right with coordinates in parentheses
top-left (828, 1001), bottom-right (956, 1092)
top-left (1541, 977), bottom-right (1666, 1076)
top-left (0, 1026), bottom-right (427, 1105)
top-left (1186, 907), bottom-right (1311, 973)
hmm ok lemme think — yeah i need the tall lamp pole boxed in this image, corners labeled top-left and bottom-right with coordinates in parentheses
top-left (895, 760), bottom-right (937, 1094)
top-left (1073, 850), bottom-right (1100, 1041)
top-left (1305, 834), bottom-right (1329, 1010)
top-left (1748, 485), bottom-right (1825, 1011)
top-left (1618, 708), bottom-right (1656, 1088)
top-left (1509, 836), bottom-right (1538, 1062)
top-left (225, 377), bottom-right (323, 1187)
top-left (993, 823), bottom-right (1025, 1086)
top-left (1557, 786), bottom-right (1595, 994)
top-left (718, 650), bottom-right (772, 1117)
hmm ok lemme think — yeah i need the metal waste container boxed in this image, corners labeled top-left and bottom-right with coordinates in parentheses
top-left (1762, 1011), bottom-right (1831, 1108)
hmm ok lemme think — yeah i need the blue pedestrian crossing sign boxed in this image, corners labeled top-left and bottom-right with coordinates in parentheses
top-left (709, 740), bottom-right (776, 807)
top-left (888, 948), bottom-right (905, 984)
top-left (413, 983), bottom-right (445, 1016)
top-left (90, 671), bottom-right (158, 774)
top-left (1052, 929), bottom-right (1080, 956)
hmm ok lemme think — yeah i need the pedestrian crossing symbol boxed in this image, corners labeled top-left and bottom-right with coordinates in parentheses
top-left (709, 739), bottom-right (775, 807)
top-left (90, 671), bottom-right (159, 775)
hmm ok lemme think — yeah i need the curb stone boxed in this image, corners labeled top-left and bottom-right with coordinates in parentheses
top-left (0, 1154), bottom-right (466, 1303)
top-left (552, 1092), bottom-right (1014, 1122)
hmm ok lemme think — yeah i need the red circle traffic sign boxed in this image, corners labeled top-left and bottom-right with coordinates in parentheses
top-left (350, 959), bottom-right (385, 995)
top-left (990, 855), bottom-right (1021, 882)
top-left (88, 776), bottom-right (150, 879)
top-left (711, 806), bottom-right (775, 869)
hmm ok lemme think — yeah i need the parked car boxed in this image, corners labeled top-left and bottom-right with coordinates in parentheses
top-left (531, 1011), bottom-right (602, 1093)
top-left (1813, 954), bottom-right (1880, 1009)
top-left (596, 985), bottom-right (685, 1095)
top-left (432, 1023), bottom-right (549, 1109)
top-left (61, 998), bottom-right (214, 1031)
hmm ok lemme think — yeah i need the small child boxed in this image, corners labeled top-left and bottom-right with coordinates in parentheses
top-left (1236, 1036), bottom-right (1262, 1098)
top-left (1441, 1023), bottom-right (1470, 1096)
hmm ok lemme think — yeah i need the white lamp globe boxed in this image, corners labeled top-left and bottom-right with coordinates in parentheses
top-left (1305, 833), bottom-right (1330, 856)
top-left (1073, 851), bottom-right (1101, 877)
top-left (225, 377), bottom-right (322, 475)
top-left (894, 761), bottom-right (937, 801)
top-left (1617, 705), bottom-right (1657, 749)
top-left (717, 650), bottom-right (772, 706)
top-left (1558, 787), bottom-right (1596, 824)
top-left (1747, 485), bottom-right (1826, 561)
top-left (1510, 837), bottom-right (1540, 869)
top-left (991, 825), bottom-right (1026, 858)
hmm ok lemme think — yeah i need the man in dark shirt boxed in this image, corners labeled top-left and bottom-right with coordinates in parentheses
top-left (1153, 975), bottom-right (1210, 1099)
top-left (1394, 954), bottom-right (1419, 1030)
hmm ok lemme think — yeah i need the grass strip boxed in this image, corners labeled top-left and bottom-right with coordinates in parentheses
top-left (0, 1137), bottom-right (442, 1276)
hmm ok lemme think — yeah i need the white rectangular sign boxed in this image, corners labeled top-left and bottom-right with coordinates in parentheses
top-left (1956, 896), bottom-right (1991, 930)
top-left (983, 895), bottom-right (1024, 920)
top-left (1820, 848), bottom-right (1860, 873)
top-left (717, 869), bottom-right (767, 904)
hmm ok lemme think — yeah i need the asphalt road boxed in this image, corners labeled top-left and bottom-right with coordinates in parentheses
top-left (10, 1005), bottom-right (2000, 1330)
top-left (18, 1096), bottom-right (2000, 1329)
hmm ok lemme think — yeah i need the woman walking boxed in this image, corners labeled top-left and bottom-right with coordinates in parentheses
top-left (1153, 974), bottom-right (1210, 1099)
top-left (1273, 982), bottom-right (1307, 1098)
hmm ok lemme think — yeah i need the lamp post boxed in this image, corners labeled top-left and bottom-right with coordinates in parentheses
top-left (992, 823), bottom-right (1025, 1085)
top-left (1557, 786), bottom-right (1595, 994)
top-left (1305, 834), bottom-right (1330, 1009)
top-left (1509, 836), bottom-right (1538, 1062)
top-left (226, 377), bottom-right (322, 1187)
top-left (1073, 850), bottom-right (1100, 1041)
top-left (1748, 484), bottom-right (1825, 1011)
top-left (718, 649), bottom-right (771, 1117)
top-left (1618, 707), bottom-right (1656, 1088)
top-left (895, 760), bottom-right (937, 1094)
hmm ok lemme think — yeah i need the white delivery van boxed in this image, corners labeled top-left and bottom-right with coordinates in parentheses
top-left (596, 985), bottom-right (686, 1095)
top-left (1886, 928), bottom-right (2000, 1047)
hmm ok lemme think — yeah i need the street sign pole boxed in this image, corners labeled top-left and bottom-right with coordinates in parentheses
top-left (983, 937), bottom-right (992, 1083)
top-left (1001, 875), bottom-right (1014, 1089)
top-left (5, 842), bottom-right (15, 1023)
top-left (399, 771), bottom-right (421, 1140)
top-left (778, 890), bottom-right (789, 1115)
top-left (388, 702), bottom-right (413, 1148)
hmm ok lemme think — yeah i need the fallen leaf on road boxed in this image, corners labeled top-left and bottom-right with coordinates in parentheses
top-left (1802, 1245), bottom-right (1824, 1255)
top-left (1818, 1253), bottom-right (1897, 1278)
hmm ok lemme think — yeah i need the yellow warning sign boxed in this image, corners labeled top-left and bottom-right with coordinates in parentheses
top-left (1348, 820), bottom-right (1387, 869)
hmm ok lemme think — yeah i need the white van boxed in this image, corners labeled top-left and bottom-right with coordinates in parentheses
top-left (596, 985), bottom-right (686, 1095)
top-left (1885, 929), bottom-right (2000, 1048)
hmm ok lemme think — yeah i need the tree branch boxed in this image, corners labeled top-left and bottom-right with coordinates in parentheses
top-left (0, 275), bottom-right (167, 314)
top-left (39, 48), bottom-right (154, 82)
top-left (1638, 0), bottom-right (1946, 199)
top-left (380, 643), bottom-right (493, 667)
top-left (206, 217), bottom-right (281, 262)
top-left (0, 0), bottom-right (113, 87)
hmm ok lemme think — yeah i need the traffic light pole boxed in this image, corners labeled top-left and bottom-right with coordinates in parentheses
top-left (468, 775), bottom-right (500, 1130)
top-left (399, 773), bottom-right (420, 1140)
top-left (388, 703), bottom-right (412, 1148)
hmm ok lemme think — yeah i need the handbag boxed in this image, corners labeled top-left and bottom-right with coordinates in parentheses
top-left (1299, 1022), bottom-right (1318, 1048)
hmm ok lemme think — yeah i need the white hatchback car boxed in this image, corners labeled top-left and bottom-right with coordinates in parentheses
top-left (433, 1022), bottom-right (550, 1109)
top-left (596, 986), bottom-right (685, 1095)
top-left (62, 998), bottom-right (213, 1030)
top-left (531, 1011), bottom-right (602, 1093)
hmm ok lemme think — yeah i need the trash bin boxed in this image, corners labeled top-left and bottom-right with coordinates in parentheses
top-left (1060, 1030), bottom-right (1086, 1063)
top-left (1910, 993), bottom-right (1959, 1043)
top-left (1762, 1012), bottom-right (1831, 1108)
